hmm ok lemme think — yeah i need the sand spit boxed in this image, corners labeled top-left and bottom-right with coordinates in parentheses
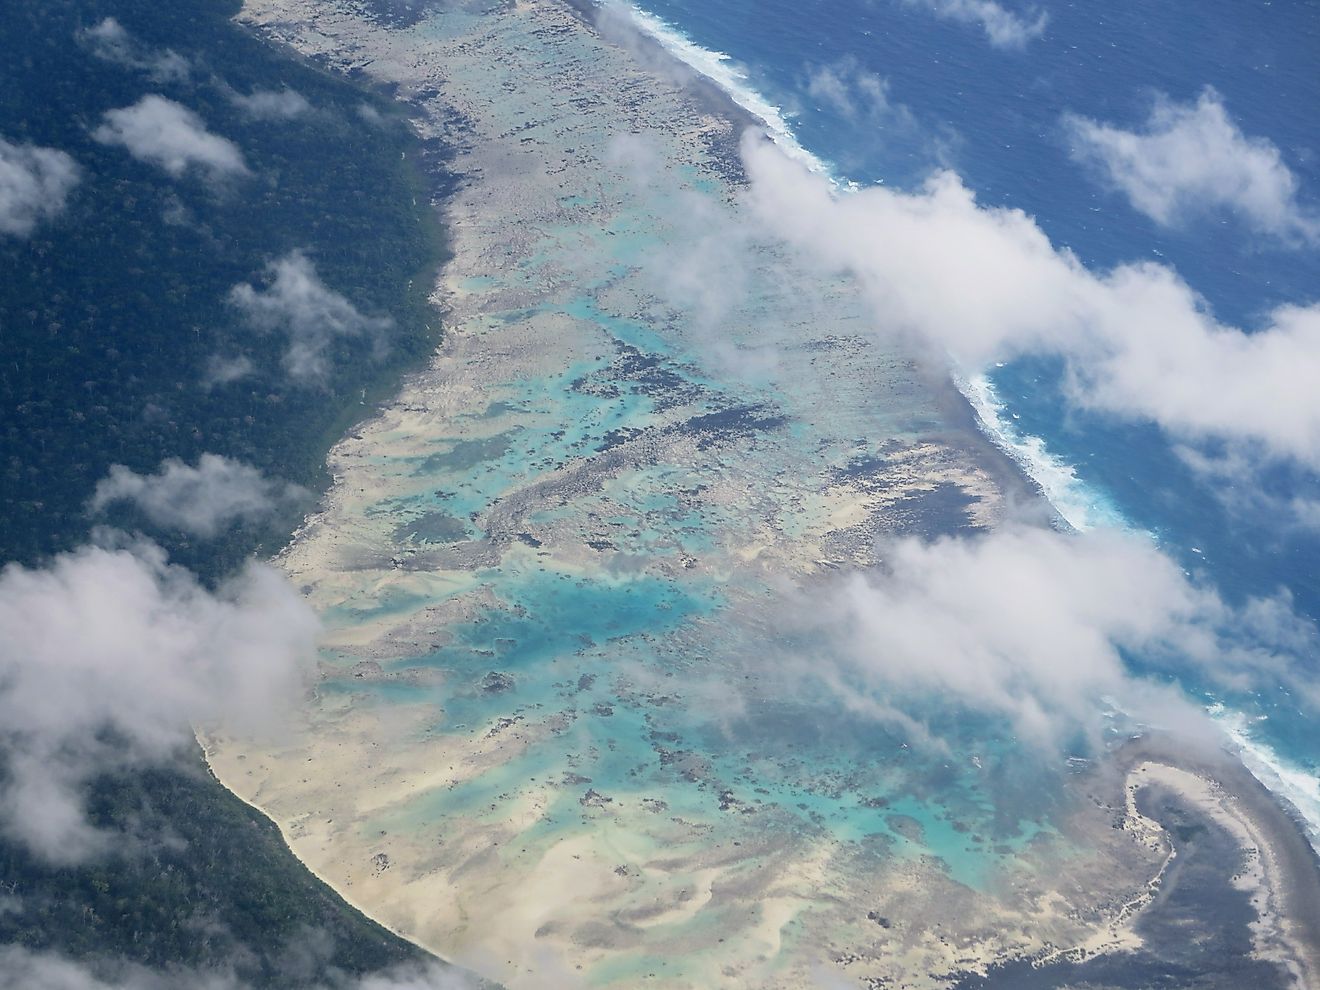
top-left (936, 740), bottom-right (1320, 989)
top-left (1125, 742), bottom-right (1320, 985)
top-left (202, 0), bottom-right (1320, 987)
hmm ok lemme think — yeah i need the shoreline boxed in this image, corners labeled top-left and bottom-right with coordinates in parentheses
top-left (557, 0), bottom-right (1054, 530)
top-left (1117, 736), bottom-right (1320, 981)
top-left (209, 0), bottom-right (1320, 986)
top-left (197, 732), bottom-right (471, 973)
top-left (559, 0), bottom-right (763, 177)
top-left (952, 736), bottom-right (1320, 988)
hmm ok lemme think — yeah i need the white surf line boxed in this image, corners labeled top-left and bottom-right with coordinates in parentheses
top-left (590, 5), bottom-right (1132, 537)
top-left (589, 0), bottom-right (834, 178)
top-left (1211, 704), bottom-right (1320, 851)
top-left (953, 368), bottom-right (1133, 534)
top-left (594, 0), bottom-right (1320, 858)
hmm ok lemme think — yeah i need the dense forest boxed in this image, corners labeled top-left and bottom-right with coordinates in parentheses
top-left (0, 761), bottom-right (431, 983)
top-left (0, 0), bottom-right (465, 984)
top-left (0, 0), bottom-right (452, 575)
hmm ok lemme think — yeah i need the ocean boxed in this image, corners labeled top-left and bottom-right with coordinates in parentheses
top-left (603, 0), bottom-right (1320, 838)
top-left (205, 0), bottom-right (1320, 980)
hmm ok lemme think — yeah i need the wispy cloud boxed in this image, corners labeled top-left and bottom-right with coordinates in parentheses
top-left (802, 58), bottom-right (954, 174)
top-left (0, 945), bottom-right (241, 990)
top-left (76, 17), bottom-right (191, 83)
top-left (901, 0), bottom-right (1046, 49)
top-left (740, 133), bottom-right (1320, 469)
top-left (202, 354), bottom-right (256, 389)
top-left (229, 251), bottom-right (393, 384)
top-left (0, 539), bottom-right (317, 863)
top-left (351, 963), bottom-right (483, 990)
top-left (806, 58), bottom-right (910, 126)
top-left (1066, 88), bottom-right (1320, 244)
top-left (1173, 442), bottom-right (1320, 536)
top-left (226, 86), bottom-right (313, 121)
top-left (0, 137), bottom-right (80, 237)
top-left (94, 96), bottom-right (249, 181)
top-left (90, 455), bottom-right (308, 538)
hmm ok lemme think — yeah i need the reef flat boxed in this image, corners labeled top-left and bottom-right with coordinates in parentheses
top-left (956, 740), bottom-right (1320, 989)
top-left (204, 0), bottom-right (1320, 986)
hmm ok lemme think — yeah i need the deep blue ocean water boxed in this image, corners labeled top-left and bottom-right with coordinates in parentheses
top-left (612, 0), bottom-right (1320, 820)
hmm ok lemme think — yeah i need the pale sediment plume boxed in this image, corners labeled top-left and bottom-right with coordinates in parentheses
top-left (206, 0), bottom-right (1319, 986)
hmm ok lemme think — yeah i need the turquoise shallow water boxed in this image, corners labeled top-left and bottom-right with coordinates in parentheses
top-left (322, 536), bottom-right (1059, 892)
top-left (614, 0), bottom-right (1320, 837)
top-left (315, 272), bottom-right (1049, 894)
top-left (226, 4), bottom-right (1162, 979)
top-left (319, 432), bottom-right (1057, 893)
top-left (314, 345), bottom-right (1055, 892)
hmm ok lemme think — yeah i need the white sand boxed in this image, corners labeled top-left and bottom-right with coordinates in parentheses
top-left (201, 0), bottom-right (1193, 985)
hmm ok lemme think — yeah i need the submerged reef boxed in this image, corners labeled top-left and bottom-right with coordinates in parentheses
top-left (205, 0), bottom-right (1320, 987)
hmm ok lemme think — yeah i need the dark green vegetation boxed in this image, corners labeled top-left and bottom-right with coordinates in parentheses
top-left (0, 758), bottom-right (427, 983)
top-left (0, 0), bottom-right (461, 984)
top-left (0, 0), bottom-right (452, 574)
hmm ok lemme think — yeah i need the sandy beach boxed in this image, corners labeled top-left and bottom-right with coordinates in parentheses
top-left (202, 0), bottom-right (1320, 987)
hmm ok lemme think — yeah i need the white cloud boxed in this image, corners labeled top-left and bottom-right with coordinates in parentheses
top-left (902, 0), bottom-right (1046, 49)
top-left (94, 96), bottom-right (249, 181)
top-left (806, 60), bottom-right (903, 124)
top-left (0, 540), bottom-right (317, 863)
top-left (0, 137), bottom-right (80, 237)
top-left (1066, 88), bottom-right (1319, 244)
top-left (351, 964), bottom-right (482, 990)
top-left (203, 354), bottom-right (256, 389)
top-left (90, 455), bottom-right (307, 537)
top-left (228, 87), bottom-right (312, 121)
top-left (229, 251), bottom-right (393, 383)
top-left (739, 133), bottom-right (1320, 469)
top-left (0, 946), bottom-right (239, 990)
top-left (0, 947), bottom-right (478, 990)
top-left (77, 17), bottom-right (191, 83)
top-left (800, 525), bottom-right (1314, 746)
top-left (801, 59), bottom-right (954, 175)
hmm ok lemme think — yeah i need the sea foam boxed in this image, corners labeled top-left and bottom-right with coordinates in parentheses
top-left (599, 1), bottom-right (1126, 535)
top-left (954, 370), bottom-right (1131, 533)
top-left (593, 1), bottom-right (833, 178)
top-left (1211, 704), bottom-right (1320, 846)
top-left (607, 0), bottom-right (1320, 854)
